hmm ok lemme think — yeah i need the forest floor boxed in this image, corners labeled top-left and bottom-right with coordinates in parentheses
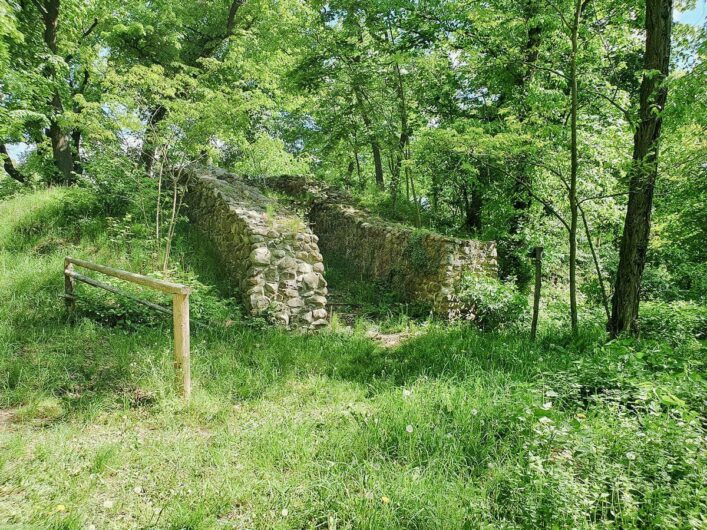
top-left (0, 188), bottom-right (705, 529)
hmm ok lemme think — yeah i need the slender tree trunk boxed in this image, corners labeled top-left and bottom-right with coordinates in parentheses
top-left (568, 0), bottom-right (581, 333)
top-left (531, 246), bottom-right (543, 340)
top-left (41, 0), bottom-right (74, 182)
top-left (392, 60), bottom-right (410, 205)
top-left (141, 105), bottom-right (167, 176)
top-left (610, 0), bottom-right (673, 336)
top-left (354, 146), bottom-right (363, 188)
top-left (371, 140), bottom-right (384, 190)
top-left (580, 203), bottom-right (610, 320)
top-left (353, 87), bottom-right (384, 190)
top-left (0, 144), bottom-right (25, 183)
top-left (405, 147), bottom-right (420, 226)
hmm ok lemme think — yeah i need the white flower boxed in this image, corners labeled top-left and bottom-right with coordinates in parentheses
top-left (626, 451), bottom-right (636, 461)
top-left (406, 424), bottom-right (414, 433)
top-left (403, 389), bottom-right (412, 398)
top-left (281, 508), bottom-right (289, 517)
top-left (471, 408), bottom-right (478, 416)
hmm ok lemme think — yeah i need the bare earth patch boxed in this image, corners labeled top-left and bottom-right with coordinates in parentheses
top-left (0, 409), bottom-right (15, 430)
top-left (366, 329), bottom-right (419, 348)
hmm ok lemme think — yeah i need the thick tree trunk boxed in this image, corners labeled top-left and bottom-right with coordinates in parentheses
top-left (0, 144), bottom-right (25, 183)
top-left (610, 0), bottom-right (673, 336)
top-left (462, 183), bottom-right (482, 232)
top-left (141, 105), bottom-right (168, 176)
top-left (40, 0), bottom-right (75, 182)
top-left (505, 0), bottom-right (542, 286)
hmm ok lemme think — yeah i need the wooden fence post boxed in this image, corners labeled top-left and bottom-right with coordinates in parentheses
top-left (64, 257), bottom-right (75, 316)
top-left (530, 246), bottom-right (543, 341)
top-left (172, 293), bottom-right (191, 399)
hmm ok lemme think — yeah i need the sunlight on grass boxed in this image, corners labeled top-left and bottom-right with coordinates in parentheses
top-left (0, 190), bottom-right (704, 528)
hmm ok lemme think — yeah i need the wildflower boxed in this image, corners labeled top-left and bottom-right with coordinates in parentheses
top-left (55, 504), bottom-right (66, 512)
top-left (626, 451), bottom-right (636, 461)
top-left (381, 496), bottom-right (391, 504)
top-left (403, 389), bottom-right (412, 398)
top-left (281, 508), bottom-right (289, 517)
top-left (471, 408), bottom-right (478, 416)
top-left (406, 424), bottom-right (414, 433)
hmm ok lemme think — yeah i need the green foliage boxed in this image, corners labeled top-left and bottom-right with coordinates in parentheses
top-left (458, 272), bottom-right (528, 329)
top-left (402, 230), bottom-right (440, 275)
top-left (1, 188), bottom-right (705, 527)
top-left (639, 300), bottom-right (707, 346)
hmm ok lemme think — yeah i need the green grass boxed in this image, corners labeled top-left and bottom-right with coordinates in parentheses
top-left (0, 188), bottom-right (705, 529)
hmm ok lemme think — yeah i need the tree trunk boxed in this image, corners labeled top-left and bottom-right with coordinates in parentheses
top-left (462, 183), bottom-right (482, 232)
top-left (141, 105), bottom-right (168, 176)
top-left (41, 0), bottom-right (75, 182)
top-left (371, 140), bottom-right (384, 190)
top-left (71, 128), bottom-right (82, 173)
top-left (609, 0), bottom-right (673, 336)
top-left (0, 144), bottom-right (25, 183)
top-left (391, 60), bottom-right (410, 205)
top-left (353, 87), bottom-right (384, 190)
top-left (505, 0), bottom-right (542, 287)
top-left (568, 0), bottom-right (581, 333)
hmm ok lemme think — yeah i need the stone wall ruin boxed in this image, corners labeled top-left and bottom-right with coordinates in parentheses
top-left (185, 168), bottom-right (328, 330)
top-left (264, 175), bottom-right (498, 319)
top-left (186, 168), bottom-right (498, 328)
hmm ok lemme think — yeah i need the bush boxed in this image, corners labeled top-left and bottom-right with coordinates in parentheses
top-left (458, 272), bottom-right (528, 329)
top-left (639, 300), bottom-right (707, 345)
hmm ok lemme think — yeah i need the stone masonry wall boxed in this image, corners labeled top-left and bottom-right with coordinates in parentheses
top-left (265, 175), bottom-right (498, 319)
top-left (186, 168), bottom-right (328, 330)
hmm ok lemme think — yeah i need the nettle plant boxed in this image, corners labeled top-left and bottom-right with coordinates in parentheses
top-left (458, 272), bottom-right (528, 329)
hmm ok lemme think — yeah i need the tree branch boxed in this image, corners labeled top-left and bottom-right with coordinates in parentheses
top-left (226, 0), bottom-right (245, 38)
top-left (30, 0), bottom-right (48, 16)
top-left (81, 18), bottom-right (99, 40)
top-left (470, 153), bottom-right (571, 231)
top-left (578, 202), bottom-right (610, 319)
top-left (578, 191), bottom-right (628, 204)
top-left (0, 144), bottom-right (26, 183)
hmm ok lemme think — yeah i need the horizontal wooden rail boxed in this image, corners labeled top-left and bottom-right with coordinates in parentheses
top-left (65, 270), bottom-right (173, 316)
top-left (64, 257), bottom-right (192, 399)
top-left (65, 257), bottom-right (191, 295)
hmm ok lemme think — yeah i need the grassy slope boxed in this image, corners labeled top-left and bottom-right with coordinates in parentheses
top-left (0, 188), bottom-right (704, 529)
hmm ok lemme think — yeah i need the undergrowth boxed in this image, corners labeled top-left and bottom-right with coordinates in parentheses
top-left (0, 188), bottom-right (704, 529)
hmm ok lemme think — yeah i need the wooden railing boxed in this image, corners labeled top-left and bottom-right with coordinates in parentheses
top-left (64, 257), bottom-right (192, 399)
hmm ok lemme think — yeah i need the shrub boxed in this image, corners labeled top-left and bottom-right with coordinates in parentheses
top-left (458, 272), bottom-right (528, 329)
top-left (639, 300), bottom-right (707, 345)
